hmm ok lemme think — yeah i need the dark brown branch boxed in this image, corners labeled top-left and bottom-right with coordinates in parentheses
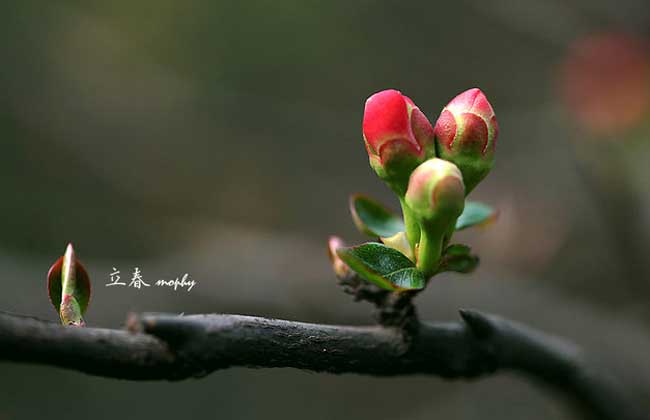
top-left (0, 311), bottom-right (175, 379)
top-left (0, 310), bottom-right (643, 420)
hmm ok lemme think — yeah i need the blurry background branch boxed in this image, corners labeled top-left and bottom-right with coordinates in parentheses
top-left (0, 310), bottom-right (642, 420)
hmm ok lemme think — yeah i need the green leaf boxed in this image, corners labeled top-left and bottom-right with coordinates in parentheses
top-left (350, 194), bottom-right (405, 238)
top-left (336, 242), bottom-right (425, 291)
top-left (455, 201), bottom-right (496, 231)
top-left (438, 244), bottom-right (480, 274)
top-left (444, 244), bottom-right (472, 256)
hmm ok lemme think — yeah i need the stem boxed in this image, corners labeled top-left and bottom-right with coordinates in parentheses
top-left (416, 226), bottom-right (443, 277)
top-left (399, 196), bottom-right (420, 252)
top-left (442, 224), bottom-right (456, 250)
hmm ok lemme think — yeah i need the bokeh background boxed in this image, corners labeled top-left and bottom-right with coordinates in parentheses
top-left (1, 1), bottom-right (650, 419)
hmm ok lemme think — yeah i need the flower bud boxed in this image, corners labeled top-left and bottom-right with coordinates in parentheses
top-left (405, 158), bottom-right (465, 276)
top-left (405, 158), bottom-right (465, 225)
top-left (434, 88), bottom-right (498, 194)
top-left (328, 236), bottom-right (351, 280)
top-left (363, 89), bottom-right (435, 195)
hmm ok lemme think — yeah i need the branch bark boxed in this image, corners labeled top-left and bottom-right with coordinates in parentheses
top-left (0, 310), bottom-right (643, 420)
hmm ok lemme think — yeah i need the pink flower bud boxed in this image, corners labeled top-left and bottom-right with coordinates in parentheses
top-left (363, 89), bottom-right (435, 195)
top-left (328, 236), bottom-right (351, 279)
top-left (405, 158), bottom-right (465, 224)
top-left (434, 88), bottom-right (498, 194)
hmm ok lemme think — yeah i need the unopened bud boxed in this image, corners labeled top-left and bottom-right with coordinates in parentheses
top-left (405, 158), bottom-right (465, 225)
top-left (434, 88), bottom-right (498, 194)
top-left (363, 89), bottom-right (435, 195)
top-left (328, 236), bottom-right (352, 280)
top-left (47, 243), bottom-right (91, 326)
top-left (405, 158), bottom-right (465, 276)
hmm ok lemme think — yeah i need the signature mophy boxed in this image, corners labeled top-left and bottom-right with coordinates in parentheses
top-left (155, 273), bottom-right (197, 292)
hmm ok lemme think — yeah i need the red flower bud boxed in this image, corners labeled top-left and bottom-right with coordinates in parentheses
top-left (363, 89), bottom-right (435, 195)
top-left (434, 88), bottom-right (498, 194)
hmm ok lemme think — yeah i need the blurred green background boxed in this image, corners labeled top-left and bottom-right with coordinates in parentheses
top-left (1, 1), bottom-right (650, 419)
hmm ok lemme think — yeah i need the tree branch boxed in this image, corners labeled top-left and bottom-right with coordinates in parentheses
top-left (0, 310), bottom-right (642, 420)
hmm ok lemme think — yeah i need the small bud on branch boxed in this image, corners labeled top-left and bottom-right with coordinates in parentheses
top-left (47, 243), bottom-right (91, 326)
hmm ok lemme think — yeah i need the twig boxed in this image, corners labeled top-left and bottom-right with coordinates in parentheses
top-left (0, 310), bottom-right (641, 420)
top-left (337, 273), bottom-right (417, 328)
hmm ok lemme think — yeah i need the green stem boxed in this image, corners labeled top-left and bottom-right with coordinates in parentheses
top-left (416, 226), bottom-right (443, 278)
top-left (442, 224), bottom-right (456, 250)
top-left (399, 196), bottom-right (421, 252)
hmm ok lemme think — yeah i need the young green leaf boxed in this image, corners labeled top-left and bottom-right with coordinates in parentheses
top-left (455, 201), bottom-right (496, 231)
top-left (438, 244), bottom-right (480, 274)
top-left (380, 231), bottom-right (414, 261)
top-left (444, 244), bottom-right (472, 256)
top-left (336, 242), bottom-right (425, 291)
top-left (350, 194), bottom-right (405, 238)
